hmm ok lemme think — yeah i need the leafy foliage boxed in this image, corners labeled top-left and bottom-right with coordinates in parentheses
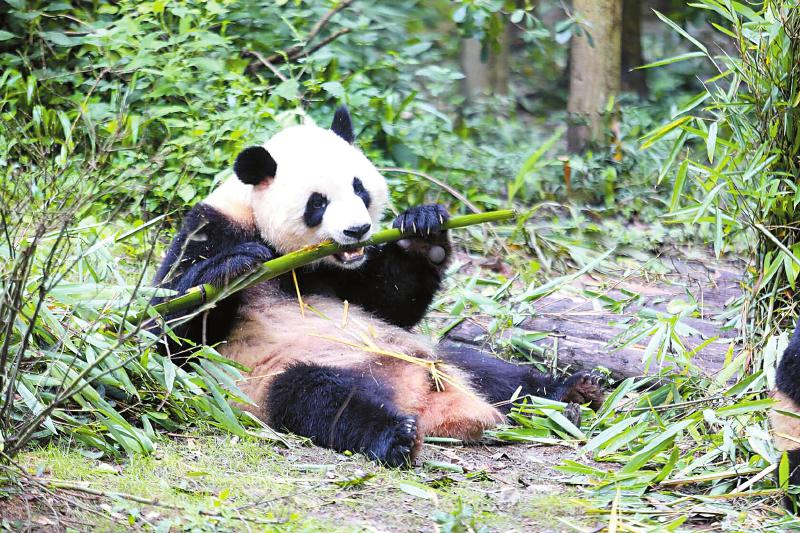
top-left (649, 1), bottom-right (800, 362)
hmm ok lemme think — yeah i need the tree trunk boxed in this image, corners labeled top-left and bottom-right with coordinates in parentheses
top-left (621, 0), bottom-right (648, 97)
top-left (460, 38), bottom-right (490, 100)
top-left (460, 18), bottom-right (511, 102)
top-left (567, 0), bottom-right (622, 153)
top-left (489, 21), bottom-right (510, 96)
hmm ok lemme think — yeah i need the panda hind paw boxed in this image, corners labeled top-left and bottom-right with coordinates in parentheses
top-left (559, 372), bottom-right (604, 411)
top-left (371, 415), bottom-right (418, 468)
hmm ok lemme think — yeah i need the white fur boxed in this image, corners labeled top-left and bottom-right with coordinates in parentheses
top-left (255, 125), bottom-right (387, 254)
top-left (206, 124), bottom-right (388, 267)
top-left (204, 175), bottom-right (254, 226)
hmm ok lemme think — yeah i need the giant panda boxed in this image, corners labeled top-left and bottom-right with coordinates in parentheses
top-left (771, 316), bottom-right (800, 506)
top-left (153, 107), bottom-right (604, 466)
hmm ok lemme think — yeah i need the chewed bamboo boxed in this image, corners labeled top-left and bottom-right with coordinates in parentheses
top-left (135, 209), bottom-right (515, 324)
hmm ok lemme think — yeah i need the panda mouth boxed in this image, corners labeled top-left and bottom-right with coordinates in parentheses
top-left (333, 247), bottom-right (365, 264)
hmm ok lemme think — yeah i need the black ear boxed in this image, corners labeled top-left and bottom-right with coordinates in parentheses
top-left (233, 146), bottom-right (277, 185)
top-left (331, 106), bottom-right (354, 144)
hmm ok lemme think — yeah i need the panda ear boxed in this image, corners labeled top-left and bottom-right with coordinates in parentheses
top-left (331, 106), bottom-right (354, 144)
top-left (234, 146), bottom-right (277, 185)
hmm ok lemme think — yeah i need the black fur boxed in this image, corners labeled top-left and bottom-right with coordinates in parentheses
top-left (331, 106), bottom-right (354, 144)
top-left (439, 343), bottom-right (604, 413)
top-left (234, 146), bottom-right (277, 185)
top-left (353, 177), bottom-right (370, 208)
top-left (392, 204), bottom-right (448, 235)
top-left (268, 363), bottom-right (417, 466)
top-left (153, 204), bottom-right (273, 358)
top-left (777, 316), bottom-right (800, 405)
top-left (303, 193), bottom-right (328, 228)
top-left (784, 449), bottom-right (800, 510)
top-left (776, 316), bottom-right (800, 509)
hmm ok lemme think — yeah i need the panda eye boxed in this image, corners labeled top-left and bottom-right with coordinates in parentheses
top-left (304, 193), bottom-right (329, 228)
top-left (307, 192), bottom-right (328, 211)
top-left (353, 177), bottom-right (371, 208)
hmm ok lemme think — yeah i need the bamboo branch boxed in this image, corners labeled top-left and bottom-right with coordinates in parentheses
top-left (136, 209), bottom-right (515, 324)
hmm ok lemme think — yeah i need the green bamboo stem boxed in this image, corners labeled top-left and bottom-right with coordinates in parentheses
top-left (136, 209), bottom-right (515, 324)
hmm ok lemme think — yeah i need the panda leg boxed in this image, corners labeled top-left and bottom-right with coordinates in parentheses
top-left (417, 371), bottom-right (505, 441)
top-left (267, 362), bottom-right (419, 467)
top-left (439, 342), bottom-right (604, 413)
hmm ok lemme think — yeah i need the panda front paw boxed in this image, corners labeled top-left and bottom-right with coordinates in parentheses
top-left (392, 205), bottom-right (450, 265)
top-left (393, 204), bottom-right (449, 236)
top-left (230, 242), bottom-right (275, 263)
top-left (193, 242), bottom-right (275, 287)
top-left (369, 415), bottom-right (418, 468)
top-left (557, 373), bottom-right (604, 411)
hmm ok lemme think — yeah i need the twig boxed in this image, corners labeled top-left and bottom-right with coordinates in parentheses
top-left (379, 167), bottom-right (481, 214)
top-left (268, 28), bottom-right (351, 65)
top-left (249, 0), bottom-right (354, 69)
top-left (305, 0), bottom-right (354, 44)
top-left (243, 49), bottom-right (287, 81)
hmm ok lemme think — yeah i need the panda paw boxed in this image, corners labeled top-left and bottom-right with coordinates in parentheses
top-left (393, 204), bottom-right (449, 237)
top-left (558, 373), bottom-right (604, 411)
top-left (370, 415), bottom-right (418, 468)
top-left (393, 205), bottom-right (450, 265)
top-left (194, 242), bottom-right (275, 287)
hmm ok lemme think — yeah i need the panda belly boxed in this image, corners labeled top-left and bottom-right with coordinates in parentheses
top-left (219, 283), bottom-right (504, 443)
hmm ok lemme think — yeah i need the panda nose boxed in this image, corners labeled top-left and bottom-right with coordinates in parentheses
top-left (343, 223), bottom-right (371, 240)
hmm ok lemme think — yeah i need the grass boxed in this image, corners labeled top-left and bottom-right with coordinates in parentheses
top-left (6, 431), bottom-right (592, 531)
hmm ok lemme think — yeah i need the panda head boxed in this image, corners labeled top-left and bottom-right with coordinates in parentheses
top-left (231, 107), bottom-right (389, 269)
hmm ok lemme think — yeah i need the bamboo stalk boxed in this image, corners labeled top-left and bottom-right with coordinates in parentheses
top-left (135, 209), bottom-right (515, 324)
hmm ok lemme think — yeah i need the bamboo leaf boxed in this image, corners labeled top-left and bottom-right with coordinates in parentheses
top-left (621, 419), bottom-right (696, 473)
top-left (652, 10), bottom-right (708, 54)
top-left (669, 160), bottom-right (689, 212)
top-left (641, 116), bottom-right (693, 150)
top-left (706, 121), bottom-right (718, 163)
top-left (635, 52), bottom-right (707, 69)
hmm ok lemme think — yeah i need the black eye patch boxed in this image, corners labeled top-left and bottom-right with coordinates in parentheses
top-left (304, 192), bottom-right (328, 227)
top-left (353, 177), bottom-right (370, 208)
